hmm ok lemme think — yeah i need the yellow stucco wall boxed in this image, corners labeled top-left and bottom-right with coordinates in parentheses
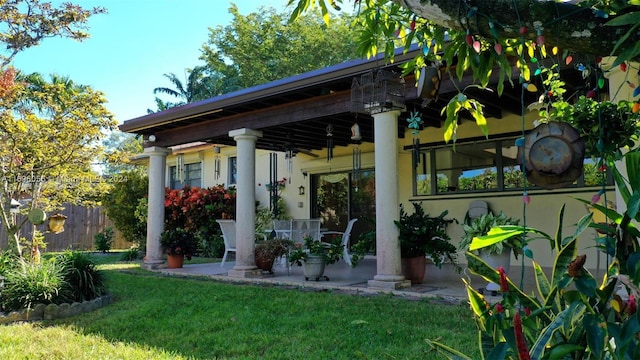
top-left (163, 111), bottom-right (613, 271)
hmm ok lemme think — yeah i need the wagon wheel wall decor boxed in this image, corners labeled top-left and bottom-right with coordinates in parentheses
top-left (517, 121), bottom-right (586, 190)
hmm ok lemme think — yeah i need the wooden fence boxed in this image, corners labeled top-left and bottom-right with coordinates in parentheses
top-left (0, 204), bottom-right (131, 252)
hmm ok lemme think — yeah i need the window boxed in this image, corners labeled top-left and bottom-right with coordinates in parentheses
top-left (414, 138), bottom-right (611, 196)
top-left (228, 157), bottom-right (237, 185)
top-left (170, 162), bottom-right (202, 189)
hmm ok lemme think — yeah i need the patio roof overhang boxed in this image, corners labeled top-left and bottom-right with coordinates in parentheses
top-left (119, 46), bottom-right (589, 154)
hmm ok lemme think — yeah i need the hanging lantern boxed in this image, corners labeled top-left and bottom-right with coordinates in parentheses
top-left (48, 213), bottom-right (68, 234)
top-left (326, 124), bottom-right (334, 162)
top-left (351, 122), bottom-right (362, 141)
top-left (416, 67), bottom-right (441, 99)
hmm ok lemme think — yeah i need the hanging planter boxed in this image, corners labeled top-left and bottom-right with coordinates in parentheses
top-left (517, 121), bottom-right (585, 190)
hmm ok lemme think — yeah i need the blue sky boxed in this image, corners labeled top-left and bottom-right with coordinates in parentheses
top-left (12, 0), bottom-right (289, 126)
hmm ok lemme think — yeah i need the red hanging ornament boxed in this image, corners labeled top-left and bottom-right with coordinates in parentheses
top-left (519, 26), bottom-right (528, 35)
top-left (565, 55), bottom-right (573, 65)
top-left (466, 33), bottom-right (473, 46)
top-left (586, 90), bottom-right (596, 98)
top-left (620, 62), bottom-right (627, 72)
top-left (494, 43), bottom-right (502, 55)
top-left (410, 19), bottom-right (416, 31)
top-left (472, 40), bottom-right (481, 53)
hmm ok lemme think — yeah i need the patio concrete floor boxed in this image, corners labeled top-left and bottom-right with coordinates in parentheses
top-left (156, 257), bottom-right (538, 304)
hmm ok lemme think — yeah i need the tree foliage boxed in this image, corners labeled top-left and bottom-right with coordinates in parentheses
top-left (200, 4), bottom-right (359, 90)
top-left (0, 70), bottom-right (115, 253)
top-left (101, 170), bottom-right (148, 246)
top-left (0, 0), bottom-right (107, 67)
top-left (0, 1), bottom-right (109, 255)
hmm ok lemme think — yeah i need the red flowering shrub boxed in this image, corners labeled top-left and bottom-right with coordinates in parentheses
top-left (164, 185), bottom-right (236, 231)
top-left (164, 185), bottom-right (236, 257)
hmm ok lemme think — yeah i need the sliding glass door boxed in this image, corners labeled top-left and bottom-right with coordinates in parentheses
top-left (311, 170), bottom-right (375, 247)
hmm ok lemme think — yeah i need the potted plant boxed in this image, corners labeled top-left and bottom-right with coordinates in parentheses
top-left (289, 234), bottom-right (344, 281)
top-left (254, 237), bottom-right (291, 273)
top-left (160, 227), bottom-right (196, 268)
top-left (395, 202), bottom-right (459, 284)
top-left (459, 211), bottom-right (523, 294)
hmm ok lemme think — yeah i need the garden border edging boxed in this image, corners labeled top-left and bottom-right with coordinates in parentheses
top-left (0, 294), bottom-right (113, 325)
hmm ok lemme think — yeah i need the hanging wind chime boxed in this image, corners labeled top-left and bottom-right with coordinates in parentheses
top-left (407, 109), bottom-right (423, 169)
top-left (269, 152), bottom-right (279, 217)
top-left (326, 124), bottom-right (334, 162)
top-left (351, 117), bottom-right (362, 187)
top-left (213, 146), bottom-right (221, 180)
top-left (176, 154), bottom-right (185, 183)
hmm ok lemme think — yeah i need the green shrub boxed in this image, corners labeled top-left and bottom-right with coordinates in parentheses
top-left (119, 247), bottom-right (140, 261)
top-left (57, 251), bottom-right (106, 302)
top-left (94, 227), bottom-right (114, 252)
top-left (197, 234), bottom-right (224, 258)
top-left (1, 258), bottom-right (69, 312)
top-left (0, 250), bottom-right (17, 276)
top-left (102, 170), bottom-right (148, 245)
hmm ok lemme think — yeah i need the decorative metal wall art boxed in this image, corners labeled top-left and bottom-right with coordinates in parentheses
top-left (517, 121), bottom-right (585, 190)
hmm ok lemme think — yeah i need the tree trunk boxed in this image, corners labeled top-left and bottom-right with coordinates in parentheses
top-left (394, 0), bottom-right (636, 60)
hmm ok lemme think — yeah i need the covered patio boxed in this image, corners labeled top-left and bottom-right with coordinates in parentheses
top-left (120, 45), bottom-right (591, 290)
top-left (157, 257), bottom-right (539, 302)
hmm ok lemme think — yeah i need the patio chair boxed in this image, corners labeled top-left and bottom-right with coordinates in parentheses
top-left (271, 219), bottom-right (293, 239)
top-left (321, 218), bottom-right (358, 266)
top-left (291, 218), bottom-right (321, 245)
top-left (217, 219), bottom-right (268, 267)
top-left (216, 219), bottom-right (236, 267)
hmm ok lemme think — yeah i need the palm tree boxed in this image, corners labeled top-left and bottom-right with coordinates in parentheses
top-left (151, 66), bottom-right (241, 111)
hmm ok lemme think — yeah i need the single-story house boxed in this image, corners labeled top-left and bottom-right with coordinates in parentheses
top-left (120, 47), bottom-right (636, 289)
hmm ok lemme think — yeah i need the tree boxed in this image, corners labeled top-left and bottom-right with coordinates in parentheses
top-left (101, 131), bottom-right (144, 175)
top-left (289, 0), bottom-right (640, 142)
top-left (0, 0), bottom-right (107, 67)
top-left (101, 170), bottom-right (148, 246)
top-left (0, 1), bottom-right (109, 256)
top-left (200, 4), bottom-right (360, 90)
top-left (151, 65), bottom-right (240, 111)
top-left (0, 70), bottom-right (115, 255)
top-left (290, 0), bottom-right (640, 63)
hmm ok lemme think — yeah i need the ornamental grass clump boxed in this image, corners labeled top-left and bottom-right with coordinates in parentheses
top-left (1, 258), bottom-right (68, 312)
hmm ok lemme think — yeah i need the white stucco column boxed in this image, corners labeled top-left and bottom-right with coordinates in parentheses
top-left (601, 58), bottom-right (640, 215)
top-left (228, 128), bottom-right (263, 278)
top-left (367, 110), bottom-right (411, 290)
top-left (143, 146), bottom-right (169, 269)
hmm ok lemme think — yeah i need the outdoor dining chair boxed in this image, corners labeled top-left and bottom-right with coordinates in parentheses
top-left (320, 218), bottom-right (358, 266)
top-left (216, 219), bottom-right (236, 267)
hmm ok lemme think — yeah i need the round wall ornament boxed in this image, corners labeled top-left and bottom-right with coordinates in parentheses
top-left (517, 121), bottom-right (585, 190)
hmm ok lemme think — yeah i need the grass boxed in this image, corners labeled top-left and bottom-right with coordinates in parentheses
top-left (0, 253), bottom-right (481, 359)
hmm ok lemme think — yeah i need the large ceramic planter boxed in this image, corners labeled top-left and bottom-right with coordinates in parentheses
top-left (479, 249), bottom-right (511, 294)
top-left (401, 256), bottom-right (426, 284)
top-left (303, 255), bottom-right (327, 281)
top-left (167, 254), bottom-right (185, 269)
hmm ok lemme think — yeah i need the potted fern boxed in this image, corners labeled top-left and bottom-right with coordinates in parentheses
top-left (289, 234), bottom-right (344, 281)
top-left (459, 211), bottom-right (523, 294)
top-left (395, 202), bottom-right (459, 284)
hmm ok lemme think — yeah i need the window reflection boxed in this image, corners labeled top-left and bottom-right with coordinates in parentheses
top-left (413, 137), bottom-right (611, 195)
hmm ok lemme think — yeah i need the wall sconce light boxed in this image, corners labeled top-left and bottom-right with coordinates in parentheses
top-left (148, 134), bottom-right (156, 142)
top-left (298, 185), bottom-right (305, 195)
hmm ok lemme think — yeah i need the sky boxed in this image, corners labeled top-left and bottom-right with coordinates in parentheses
top-left (12, 0), bottom-right (290, 126)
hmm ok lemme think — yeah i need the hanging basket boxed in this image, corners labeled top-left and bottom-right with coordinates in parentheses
top-left (517, 121), bottom-right (585, 190)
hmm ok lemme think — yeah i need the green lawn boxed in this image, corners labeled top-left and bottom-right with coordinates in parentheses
top-left (0, 253), bottom-right (480, 359)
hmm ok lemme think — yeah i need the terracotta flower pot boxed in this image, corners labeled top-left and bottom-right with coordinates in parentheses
top-left (167, 254), bottom-right (185, 269)
top-left (401, 256), bottom-right (426, 284)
